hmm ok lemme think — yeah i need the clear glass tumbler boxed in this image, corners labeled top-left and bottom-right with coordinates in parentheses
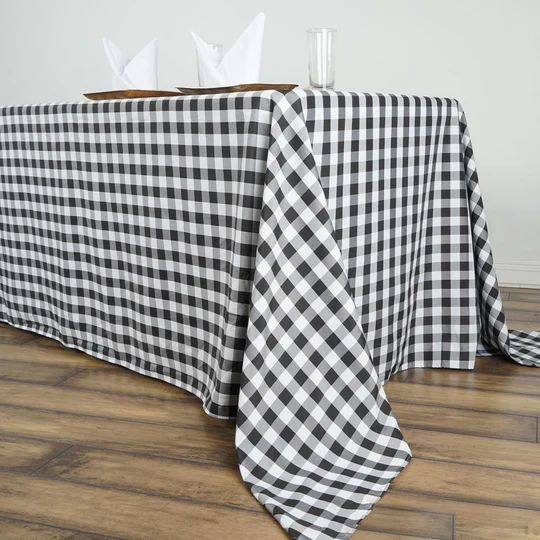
top-left (307, 28), bottom-right (337, 89)
top-left (197, 43), bottom-right (223, 87)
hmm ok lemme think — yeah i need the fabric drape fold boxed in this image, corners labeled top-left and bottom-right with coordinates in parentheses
top-left (236, 92), bottom-right (411, 539)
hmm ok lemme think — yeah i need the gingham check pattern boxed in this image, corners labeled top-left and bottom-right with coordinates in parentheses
top-left (0, 89), bottom-right (538, 540)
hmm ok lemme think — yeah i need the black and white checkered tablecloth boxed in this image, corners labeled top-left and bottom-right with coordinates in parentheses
top-left (0, 89), bottom-right (538, 539)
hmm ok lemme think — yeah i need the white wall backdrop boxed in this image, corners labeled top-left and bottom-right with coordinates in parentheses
top-left (1, 0), bottom-right (539, 286)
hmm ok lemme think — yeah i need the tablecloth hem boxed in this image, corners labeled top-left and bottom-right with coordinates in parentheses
top-left (264, 452), bottom-right (413, 540)
top-left (0, 314), bottom-right (235, 420)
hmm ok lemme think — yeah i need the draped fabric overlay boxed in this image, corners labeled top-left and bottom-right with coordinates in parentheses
top-left (0, 90), bottom-right (538, 539)
top-left (236, 93), bottom-right (411, 539)
top-left (457, 105), bottom-right (540, 365)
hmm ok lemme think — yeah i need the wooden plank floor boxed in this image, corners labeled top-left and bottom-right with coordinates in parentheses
top-left (0, 287), bottom-right (538, 539)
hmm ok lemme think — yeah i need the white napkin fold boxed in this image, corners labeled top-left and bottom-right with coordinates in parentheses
top-left (191, 13), bottom-right (265, 87)
top-left (102, 38), bottom-right (159, 90)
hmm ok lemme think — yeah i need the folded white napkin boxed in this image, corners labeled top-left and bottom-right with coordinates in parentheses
top-left (191, 13), bottom-right (265, 87)
top-left (102, 38), bottom-right (159, 90)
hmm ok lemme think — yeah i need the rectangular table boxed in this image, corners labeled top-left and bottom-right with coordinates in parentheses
top-left (0, 89), bottom-right (538, 539)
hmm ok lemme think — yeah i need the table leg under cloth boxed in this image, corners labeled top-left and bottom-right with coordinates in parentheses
top-left (0, 90), bottom-right (538, 540)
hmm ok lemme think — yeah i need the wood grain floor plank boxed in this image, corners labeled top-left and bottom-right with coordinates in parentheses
top-left (352, 533), bottom-right (433, 540)
top-left (503, 286), bottom-right (540, 296)
top-left (506, 289), bottom-right (540, 303)
top-left (378, 490), bottom-right (540, 540)
top-left (37, 446), bottom-right (259, 513)
top-left (0, 359), bottom-right (78, 386)
top-left (489, 355), bottom-right (540, 374)
top-left (0, 344), bottom-right (115, 370)
top-left (386, 380), bottom-right (540, 416)
top-left (0, 324), bottom-right (25, 337)
top-left (0, 289), bottom-right (537, 538)
top-left (37, 445), bottom-right (454, 540)
top-left (505, 309), bottom-right (540, 323)
top-left (503, 300), bottom-right (540, 313)
top-left (0, 336), bottom-right (36, 346)
top-left (0, 471), bottom-right (287, 540)
top-left (61, 367), bottom-right (199, 400)
top-left (0, 335), bottom-right (28, 346)
top-left (5, 377), bottom-right (536, 446)
top-left (0, 324), bottom-right (36, 345)
top-left (0, 516), bottom-right (113, 540)
top-left (352, 505), bottom-right (452, 540)
top-left (0, 379), bottom-right (227, 431)
top-left (473, 356), bottom-right (540, 378)
top-left (467, 357), bottom-right (499, 373)
top-left (401, 428), bottom-right (540, 473)
top-left (507, 320), bottom-right (540, 331)
top-left (0, 405), bottom-right (236, 466)
top-left (392, 367), bottom-right (540, 396)
top-left (390, 401), bottom-right (537, 442)
top-left (392, 458), bottom-right (540, 511)
top-left (23, 335), bottom-right (67, 349)
top-left (0, 436), bottom-right (66, 472)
